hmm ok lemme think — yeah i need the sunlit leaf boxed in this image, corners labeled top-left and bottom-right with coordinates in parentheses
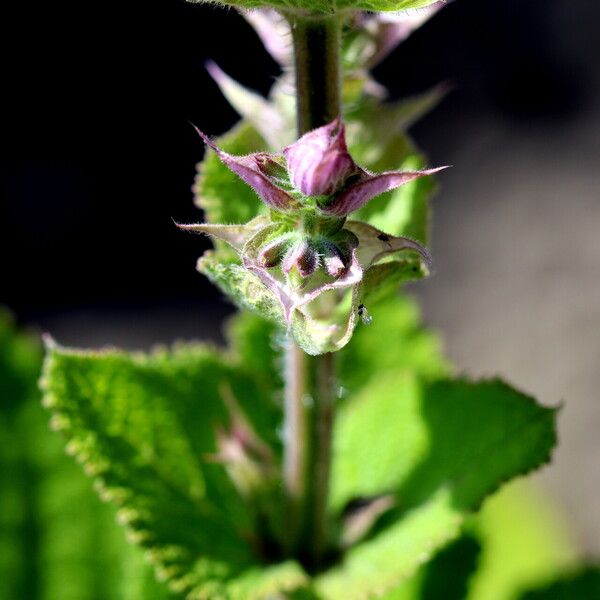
top-left (519, 568), bottom-right (600, 600)
top-left (41, 342), bottom-right (308, 599)
top-left (322, 374), bottom-right (557, 598)
top-left (0, 313), bottom-right (171, 600)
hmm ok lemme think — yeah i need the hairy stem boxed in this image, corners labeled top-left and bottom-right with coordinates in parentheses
top-left (311, 351), bottom-right (336, 565)
top-left (282, 339), bottom-right (309, 553)
top-left (290, 14), bottom-right (342, 133)
top-left (282, 12), bottom-right (342, 568)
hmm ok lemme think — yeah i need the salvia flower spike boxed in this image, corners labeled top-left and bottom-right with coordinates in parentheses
top-left (183, 118), bottom-right (446, 354)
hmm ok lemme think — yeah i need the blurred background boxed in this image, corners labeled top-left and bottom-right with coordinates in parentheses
top-left (1, 0), bottom-right (599, 561)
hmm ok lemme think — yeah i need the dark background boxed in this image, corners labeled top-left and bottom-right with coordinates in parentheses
top-left (1, 0), bottom-right (595, 324)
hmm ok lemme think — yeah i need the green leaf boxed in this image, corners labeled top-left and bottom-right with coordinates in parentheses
top-left (466, 480), bottom-right (580, 600)
top-left (338, 294), bottom-right (450, 393)
top-left (0, 313), bottom-right (171, 600)
top-left (187, 0), bottom-right (443, 16)
top-left (41, 342), bottom-right (308, 599)
top-left (519, 568), bottom-right (600, 600)
top-left (383, 534), bottom-right (481, 600)
top-left (320, 375), bottom-right (557, 598)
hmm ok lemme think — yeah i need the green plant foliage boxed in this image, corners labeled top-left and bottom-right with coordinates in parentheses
top-left (41, 297), bottom-right (558, 599)
top-left (0, 313), bottom-right (170, 600)
top-left (41, 341), bottom-right (307, 599)
top-left (382, 478), bottom-right (585, 600)
top-left (467, 480), bottom-right (580, 600)
top-left (394, 534), bottom-right (481, 600)
top-left (187, 0), bottom-right (443, 16)
top-left (338, 294), bottom-right (450, 392)
top-left (519, 568), bottom-right (600, 599)
top-left (348, 88), bottom-right (449, 244)
top-left (321, 375), bottom-right (556, 598)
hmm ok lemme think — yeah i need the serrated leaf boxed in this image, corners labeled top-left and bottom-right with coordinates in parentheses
top-left (187, 0), bottom-right (444, 15)
top-left (41, 342), bottom-right (308, 599)
top-left (382, 534), bottom-right (481, 600)
top-left (321, 374), bottom-right (556, 598)
top-left (199, 251), bottom-right (286, 325)
top-left (0, 313), bottom-right (171, 600)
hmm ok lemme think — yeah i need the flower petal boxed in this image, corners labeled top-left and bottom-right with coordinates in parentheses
top-left (283, 118), bottom-right (359, 196)
top-left (344, 220), bottom-right (433, 271)
top-left (321, 166), bottom-right (448, 217)
top-left (320, 241), bottom-right (347, 278)
top-left (192, 124), bottom-right (298, 211)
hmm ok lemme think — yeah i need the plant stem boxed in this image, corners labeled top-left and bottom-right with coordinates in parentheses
top-left (311, 350), bottom-right (336, 565)
top-left (289, 14), bottom-right (342, 133)
top-left (282, 339), bottom-right (309, 553)
top-left (282, 12), bottom-right (342, 568)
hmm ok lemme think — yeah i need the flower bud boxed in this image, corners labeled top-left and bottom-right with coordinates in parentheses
top-left (283, 119), bottom-right (357, 196)
top-left (257, 234), bottom-right (294, 268)
top-left (282, 239), bottom-right (318, 278)
top-left (320, 241), bottom-right (347, 278)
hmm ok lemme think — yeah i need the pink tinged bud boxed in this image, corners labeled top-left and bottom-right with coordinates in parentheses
top-left (283, 119), bottom-right (358, 196)
top-left (282, 240), bottom-right (319, 278)
top-left (321, 242), bottom-right (347, 278)
top-left (258, 234), bottom-right (294, 268)
top-left (192, 124), bottom-right (298, 211)
top-left (321, 166), bottom-right (449, 217)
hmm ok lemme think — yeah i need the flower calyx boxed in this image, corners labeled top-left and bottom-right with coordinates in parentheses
top-left (181, 118), bottom-right (446, 354)
top-left (191, 117), bottom-right (447, 219)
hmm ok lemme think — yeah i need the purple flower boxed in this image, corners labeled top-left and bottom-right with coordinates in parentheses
top-left (194, 118), bottom-right (447, 217)
top-left (283, 118), bottom-right (359, 196)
